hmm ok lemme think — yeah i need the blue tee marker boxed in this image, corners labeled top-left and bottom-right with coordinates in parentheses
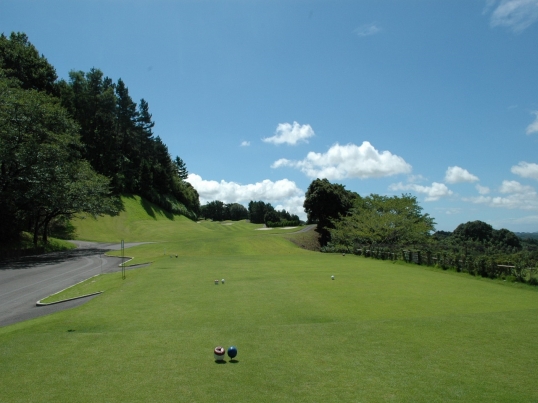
top-left (227, 346), bottom-right (238, 359)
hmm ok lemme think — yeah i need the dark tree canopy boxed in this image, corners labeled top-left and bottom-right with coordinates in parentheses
top-left (0, 31), bottom-right (202, 246)
top-left (0, 78), bottom-right (118, 245)
top-left (303, 178), bottom-right (358, 244)
top-left (0, 32), bottom-right (58, 95)
top-left (201, 201), bottom-right (249, 222)
top-left (453, 220), bottom-right (521, 249)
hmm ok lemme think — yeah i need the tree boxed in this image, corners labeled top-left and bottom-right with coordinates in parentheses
top-left (329, 193), bottom-right (436, 249)
top-left (303, 178), bottom-right (358, 245)
top-left (248, 200), bottom-right (273, 224)
top-left (174, 156), bottom-right (188, 180)
top-left (452, 220), bottom-right (521, 249)
top-left (0, 32), bottom-right (57, 95)
top-left (453, 221), bottom-right (494, 243)
top-left (0, 78), bottom-right (118, 245)
top-left (201, 200), bottom-right (225, 221)
top-left (227, 203), bottom-right (248, 220)
top-left (24, 160), bottom-right (119, 244)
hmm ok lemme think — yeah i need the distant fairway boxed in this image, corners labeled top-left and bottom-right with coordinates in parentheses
top-left (1, 196), bottom-right (538, 402)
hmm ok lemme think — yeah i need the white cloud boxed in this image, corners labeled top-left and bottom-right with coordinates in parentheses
top-left (511, 161), bottom-right (538, 180)
top-left (489, 0), bottom-right (538, 32)
top-left (354, 23), bottom-right (382, 37)
top-left (445, 166), bottom-right (479, 184)
top-left (272, 142), bottom-right (412, 180)
top-left (263, 122), bottom-right (315, 145)
top-left (526, 111), bottom-right (538, 134)
top-left (240, 141), bottom-right (250, 147)
top-left (464, 180), bottom-right (538, 210)
top-left (499, 180), bottom-right (534, 193)
top-left (186, 174), bottom-right (306, 219)
top-left (275, 196), bottom-right (307, 219)
top-left (476, 184), bottom-right (491, 194)
top-left (389, 182), bottom-right (453, 202)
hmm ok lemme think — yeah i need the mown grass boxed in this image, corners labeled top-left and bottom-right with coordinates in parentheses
top-left (2, 196), bottom-right (538, 402)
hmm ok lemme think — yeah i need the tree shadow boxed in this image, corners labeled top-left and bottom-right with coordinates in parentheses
top-left (140, 197), bottom-right (157, 219)
top-left (0, 247), bottom-right (125, 271)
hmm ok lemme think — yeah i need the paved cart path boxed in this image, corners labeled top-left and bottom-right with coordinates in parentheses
top-left (0, 241), bottom-right (150, 327)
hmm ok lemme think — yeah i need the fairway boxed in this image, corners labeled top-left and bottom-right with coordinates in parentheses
top-left (1, 198), bottom-right (538, 402)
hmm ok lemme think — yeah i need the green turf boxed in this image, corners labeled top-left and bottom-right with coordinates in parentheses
top-left (2, 196), bottom-right (538, 402)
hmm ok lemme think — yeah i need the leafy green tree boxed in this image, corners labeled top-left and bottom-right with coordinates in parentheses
top-left (174, 156), bottom-right (188, 180)
top-left (453, 221), bottom-right (494, 243)
top-left (329, 193), bottom-right (436, 249)
top-left (492, 228), bottom-right (521, 248)
top-left (201, 200), bottom-right (225, 221)
top-left (0, 32), bottom-right (57, 95)
top-left (0, 77), bottom-right (118, 245)
top-left (24, 160), bottom-right (118, 244)
top-left (264, 209), bottom-right (280, 225)
top-left (303, 178), bottom-right (358, 245)
top-left (248, 200), bottom-right (273, 224)
top-left (227, 203), bottom-right (248, 220)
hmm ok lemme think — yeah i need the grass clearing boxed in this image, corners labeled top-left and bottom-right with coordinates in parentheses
top-left (2, 196), bottom-right (538, 402)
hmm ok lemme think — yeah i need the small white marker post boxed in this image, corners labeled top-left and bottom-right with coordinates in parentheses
top-left (121, 239), bottom-right (125, 279)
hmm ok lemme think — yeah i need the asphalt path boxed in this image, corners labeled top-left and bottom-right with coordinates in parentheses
top-left (0, 241), bottom-right (150, 327)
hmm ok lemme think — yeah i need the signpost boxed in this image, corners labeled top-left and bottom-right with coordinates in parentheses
top-left (121, 239), bottom-right (125, 279)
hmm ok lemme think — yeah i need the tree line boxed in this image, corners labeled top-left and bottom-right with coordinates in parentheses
top-left (302, 178), bottom-right (536, 282)
top-left (200, 200), bottom-right (301, 227)
top-left (0, 32), bottom-right (200, 246)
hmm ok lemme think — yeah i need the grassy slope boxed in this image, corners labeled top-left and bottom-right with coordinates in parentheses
top-left (1, 196), bottom-right (538, 402)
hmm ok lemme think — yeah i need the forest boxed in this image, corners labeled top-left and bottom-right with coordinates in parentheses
top-left (0, 32), bottom-right (200, 247)
top-left (200, 200), bottom-right (301, 227)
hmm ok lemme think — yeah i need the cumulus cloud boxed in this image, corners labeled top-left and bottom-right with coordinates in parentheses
top-left (272, 142), bottom-right (412, 180)
top-left (444, 166), bottom-right (479, 184)
top-left (511, 161), bottom-right (538, 180)
top-left (263, 122), bottom-right (315, 145)
top-left (488, 0), bottom-right (538, 32)
top-left (464, 180), bottom-right (538, 210)
top-left (526, 111), bottom-right (538, 134)
top-left (186, 173), bottom-right (306, 219)
top-left (274, 196), bottom-right (307, 218)
top-left (354, 23), bottom-right (382, 37)
top-left (187, 174), bottom-right (303, 203)
top-left (240, 141), bottom-right (250, 147)
top-left (476, 184), bottom-right (491, 195)
top-left (389, 182), bottom-right (453, 202)
top-left (499, 180), bottom-right (534, 193)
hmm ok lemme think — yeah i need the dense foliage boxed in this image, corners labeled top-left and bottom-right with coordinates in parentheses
top-left (200, 201), bottom-right (248, 221)
top-left (57, 68), bottom-right (199, 217)
top-left (201, 200), bottom-right (300, 227)
top-left (248, 200), bottom-right (300, 227)
top-left (303, 178), bottom-right (358, 244)
top-left (0, 32), bottom-right (200, 245)
top-left (329, 193), bottom-right (436, 248)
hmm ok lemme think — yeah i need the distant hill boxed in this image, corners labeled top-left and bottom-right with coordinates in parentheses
top-left (515, 232), bottom-right (538, 240)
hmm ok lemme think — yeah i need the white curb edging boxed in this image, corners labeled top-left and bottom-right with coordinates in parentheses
top-left (36, 274), bottom-right (103, 306)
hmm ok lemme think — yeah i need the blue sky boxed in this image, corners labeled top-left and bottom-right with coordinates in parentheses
top-left (3, 0), bottom-right (538, 231)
